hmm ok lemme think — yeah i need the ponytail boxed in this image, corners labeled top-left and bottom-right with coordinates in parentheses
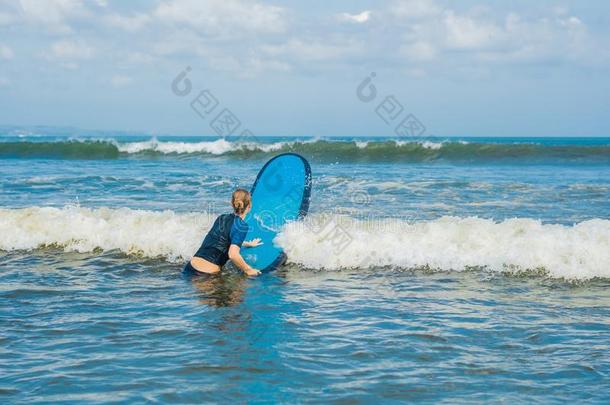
top-left (231, 189), bottom-right (251, 215)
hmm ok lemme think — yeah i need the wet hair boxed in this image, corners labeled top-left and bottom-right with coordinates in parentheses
top-left (231, 188), bottom-right (251, 215)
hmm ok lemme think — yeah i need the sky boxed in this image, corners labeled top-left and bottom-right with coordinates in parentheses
top-left (0, 0), bottom-right (609, 137)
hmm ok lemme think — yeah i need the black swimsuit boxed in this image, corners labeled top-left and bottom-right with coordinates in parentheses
top-left (185, 213), bottom-right (248, 273)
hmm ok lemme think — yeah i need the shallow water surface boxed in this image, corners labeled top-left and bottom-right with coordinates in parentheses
top-left (1, 249), bottom-right (609, 402)
top-left (1, 135), bottom-right (609, 402)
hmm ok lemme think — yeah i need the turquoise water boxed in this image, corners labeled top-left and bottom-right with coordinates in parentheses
top-left (1, 134), bottom-right (609, 402)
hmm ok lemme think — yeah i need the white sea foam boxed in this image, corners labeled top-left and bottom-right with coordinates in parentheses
top-left (420, 141), bottom-right (444, 150)
top-left (395, 140), bottom-right (444, 150)
top-left (114, 137), bottom-right (295, 155)
top-left (0, 206), bottom-right (212, 262)
top-left (276, 214), bottom-right (610, 280)
top-left (112, 137), bottom-right (451, 155)
top-left (1, 207), bottom-right (608, 280)
top-left (115, 138), bottom-right (236, 155)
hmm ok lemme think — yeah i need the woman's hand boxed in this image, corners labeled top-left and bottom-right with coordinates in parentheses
top-left (229, 244), bottom-right (261, 277)
top-left (244, 238), bottom-right (263, 248)
top-left (245, 267), bottom-right (261, 277)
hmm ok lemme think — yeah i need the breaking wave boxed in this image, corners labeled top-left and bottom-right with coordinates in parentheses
top-left (0, 138), bottom-right (609, 163)
top-left (1, 206), bottom-right (608, 280)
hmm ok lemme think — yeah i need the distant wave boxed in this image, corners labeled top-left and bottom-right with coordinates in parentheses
top-left (0, 138), bottom-right (609, 163)
top-left (0, 140), bottom-right (120, 159)
top-left (1, 206), bottom-right (608, 280)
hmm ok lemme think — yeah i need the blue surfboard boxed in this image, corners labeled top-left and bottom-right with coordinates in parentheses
top-left (242, 153), bottom-right (312, 272)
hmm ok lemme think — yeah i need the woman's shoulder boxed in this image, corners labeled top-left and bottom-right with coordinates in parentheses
top-left (214, 213), bottom-right (239, 230)
top-left (233, 214), bottom-right (247, 225)
top-left (232, 214), bottom-right (249, 231)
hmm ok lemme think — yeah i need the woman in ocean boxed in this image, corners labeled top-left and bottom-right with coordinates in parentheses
top-left (185, 189), bottom-right (262, 277)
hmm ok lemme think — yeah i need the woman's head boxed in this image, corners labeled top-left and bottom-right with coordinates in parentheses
top-left (231, 188), bottom-right (251, 215)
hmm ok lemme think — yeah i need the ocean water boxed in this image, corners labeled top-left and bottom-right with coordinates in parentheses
top-left (1, 133), bottom-right (609, 402)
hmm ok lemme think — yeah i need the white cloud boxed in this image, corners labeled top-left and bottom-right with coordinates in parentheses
top-left (105, 13), bottom-right (150, 32)
top-left (110, 75), bottom-right (132, 88)
top-left (381, 0), bottom-right (608, 71)
top-left (339, 10), bottom-right (371, 24)
top-left (0, 11), bottom-right (14, 26)
top-left (49, 39), bottom-right (94, 60)
top-left (151, 29), bottom-right (208, 57)
top-left (246, 57), bottom-right (291, 74)
top-left (0, 0), bottom-right (20, 26)
top-left (151, 28), bottom-right (291, 76)
top-left (0, 12), bottom-right (14, 27)
top-left (208, 54), bottom-right (291, 78)
top-left (0, 0), bottom-right (607, 80)
top-left (145, 1), bottom-right (608, 75)
top-left (18, 0), bottom-right (90, 33)
top-left (0, 0), bottom-right (107, 32)
top-left (154, 0), bottom-right (286, 37)
top-left (443, 11), bottom-right (500, 50)
top-left (401, 41), bottom-right (437, 61)
top-left (124, 52), bottom-right (155, 65)
top-left (261, 38), bottom-right (363, 63)
top-left (0, 44), bottom-right (14, 59)
top-left (392, 0), bottom-right (442, 19)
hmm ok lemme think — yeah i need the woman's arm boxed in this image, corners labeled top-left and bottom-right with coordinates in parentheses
top-left (228, 244), bottom-right (261, 276)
